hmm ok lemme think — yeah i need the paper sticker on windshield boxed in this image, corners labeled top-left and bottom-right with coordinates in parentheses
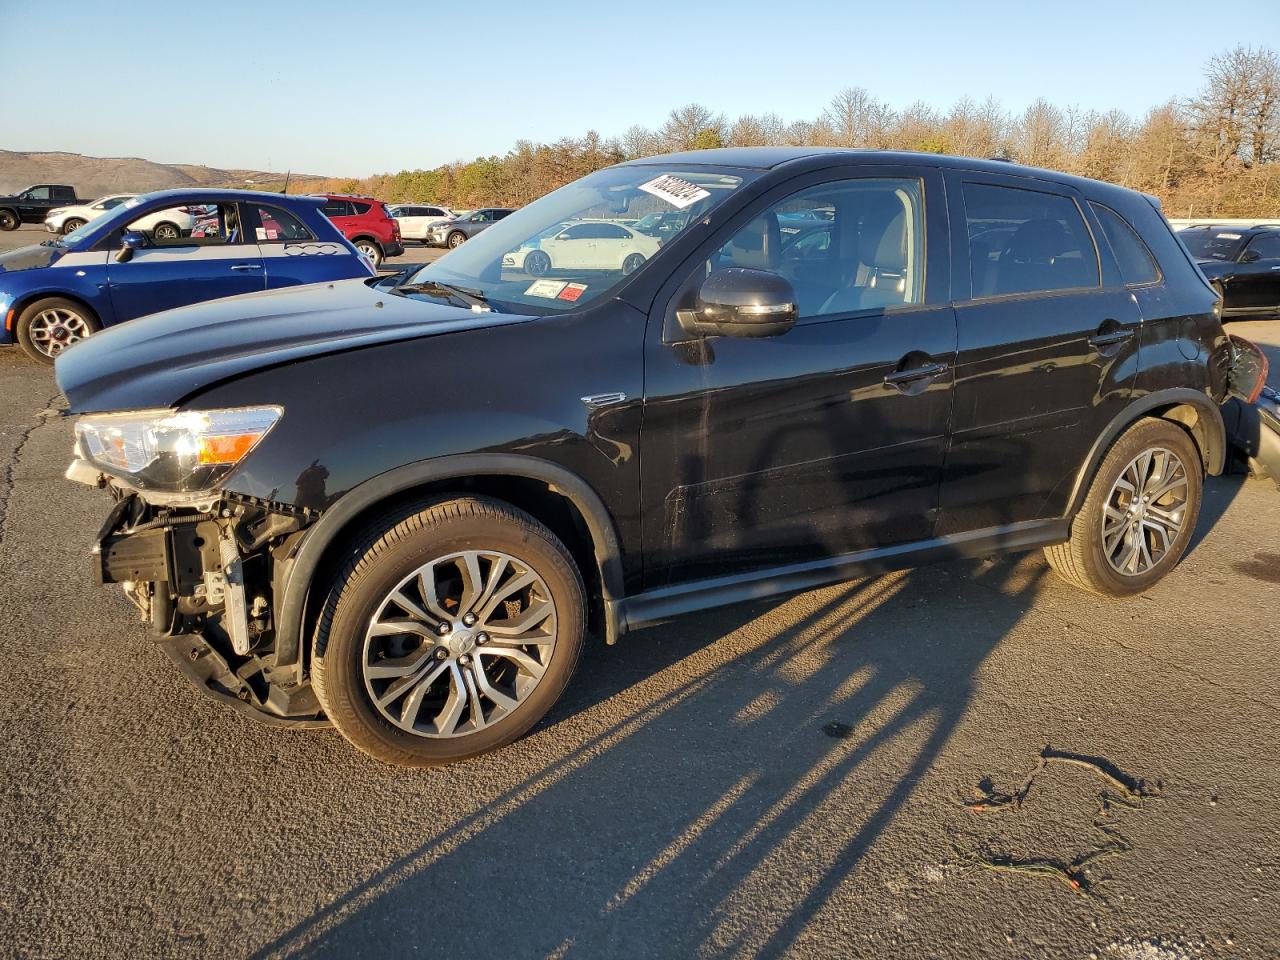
top-left (558, 282), bottom-right (588, 302)
top-left (1218, 232), bottom-right (1241, 239)
top-left (525, 279), bottom-right (568, 298)
top-left (638, 174), bottom-right (711, 210)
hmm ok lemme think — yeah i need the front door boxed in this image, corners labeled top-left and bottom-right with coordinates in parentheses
top-left (106, 201), bottom-right (266, 322)
top-left (937, 172), bottom-right (1143, 534)
top-left (1229, 231), bottom-right (1280, 312)
top-left (640, 167), bottom-right (956, 588)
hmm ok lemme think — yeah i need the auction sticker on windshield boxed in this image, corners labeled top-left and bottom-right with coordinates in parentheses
top-left (525, 279), bottom-right (568, 298)
top-left (639, 174), bottom-right (711, 209)
top-left (558, 282), bottom-right (588, 302)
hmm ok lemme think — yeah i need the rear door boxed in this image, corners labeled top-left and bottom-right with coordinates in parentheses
top-left (640, 165), bottom-right (957, 587)
top-left (938, 170), bottom-right (1143, 534)
top-left (105, 201), bottom-right (266, 321)
top-left (244, 200), bottom-right (363, 288)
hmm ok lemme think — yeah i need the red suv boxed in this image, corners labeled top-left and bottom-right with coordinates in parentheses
top-left (316, 195), bottom-right (403, 268)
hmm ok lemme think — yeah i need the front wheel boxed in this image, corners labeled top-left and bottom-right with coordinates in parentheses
top-left (355, 240), bottom-right (384, 269)
top-left (447, 231), bottom-right (466, 249)
top-left (312, 496), bottom-right (585, 766)
top-left (0, 209), bottom-right (17, 231)
top-left (61, 217), bottom-right (86, 234)
top-left (622, 252), bottom-right (645, 275)
top-left (152, 221), bottom-right (180, 241)
top-left (1045, 418), bottom-right (1202, 596)
top-left (15, 297), bottom-right (101, 363)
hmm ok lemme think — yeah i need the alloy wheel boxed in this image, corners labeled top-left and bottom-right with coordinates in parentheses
top-left (1101, 447), bottom-right (1189, 576)
top-left (154, 223), bottom-right (179, 240)
top-left (27, 307), bottom-right (92, 357)
top-left (361, 549), bottom-right (558, 738)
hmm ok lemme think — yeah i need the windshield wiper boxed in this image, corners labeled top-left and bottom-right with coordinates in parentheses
top-left (397, 279), bottom-right (493, 311)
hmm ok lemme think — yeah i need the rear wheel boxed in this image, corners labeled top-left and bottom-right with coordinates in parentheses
top-left (447, 231), bottom-right (466, 249)
top-left (1045, 418), bottom-right (1202, 596)
top-left (152, 221), bottom-right (180, 241)
top-left (61, 217), bottom-right (86, 234)
top-left (355, 239), bottom-right (384, 269)
top-left (15, 297), bottom-right (100, 364)
top-left (312, 496), bottom-right (585, 766)
top-left (622, 252), bottom-right (645, 275)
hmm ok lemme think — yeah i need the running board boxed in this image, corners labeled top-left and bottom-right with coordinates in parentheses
top-left (618, 518), bottom-right (1070, 631)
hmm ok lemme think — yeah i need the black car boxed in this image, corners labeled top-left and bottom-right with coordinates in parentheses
top-left (0, 183), bottom-right (80, 231)
top-left (1181, 223), bottom-right (1280, 319)
top-left (56, 148), bottom-right (1273, 766)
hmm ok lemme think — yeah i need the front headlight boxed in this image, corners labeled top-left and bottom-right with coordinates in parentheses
top-left (46, 208), bottom-right (66, 219)
top-left (75, 405), bottom-right (282, 493)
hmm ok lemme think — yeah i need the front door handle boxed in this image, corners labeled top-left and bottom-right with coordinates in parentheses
top-left (884, 361), bottom-right (949, 388)
top-left (231, 263), bottom-right (263, 272)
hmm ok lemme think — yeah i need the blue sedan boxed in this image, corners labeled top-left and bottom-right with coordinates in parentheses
top-left (0, 189), bottom-right (375, 362)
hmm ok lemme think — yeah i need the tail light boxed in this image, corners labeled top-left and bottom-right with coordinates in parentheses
top-left (1228, 335), bottom-right (1269, 404)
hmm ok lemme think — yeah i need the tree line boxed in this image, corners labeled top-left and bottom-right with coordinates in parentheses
top-left (291, 45), bottom-right (1280, 218)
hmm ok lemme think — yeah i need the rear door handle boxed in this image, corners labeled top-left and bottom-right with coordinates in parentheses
top-left (231, 263), bottom-right (263, 272)
top-left (1088, 329), bottom-right (1133, 348)
top-left (884, 361), bottom-right (949, 387)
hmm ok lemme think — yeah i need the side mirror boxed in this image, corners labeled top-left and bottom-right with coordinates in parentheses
top-left (677, 268), bottom-right (798, 339)
top-left (115, 230), bottom-right (148, 263)
top-left (1240, 249), bottom-right (1262, 263)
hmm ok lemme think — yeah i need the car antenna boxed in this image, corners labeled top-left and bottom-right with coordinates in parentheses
top-left (280, 170), bottom-right (291, 195)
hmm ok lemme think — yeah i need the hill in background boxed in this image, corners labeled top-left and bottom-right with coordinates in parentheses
top-left (0, 150), bottom-right (331, 199)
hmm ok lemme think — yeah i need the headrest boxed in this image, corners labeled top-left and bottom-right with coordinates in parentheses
top-left (729, 212), bottom-right (780, 270)
top-left (1004, 218), bottom-right (1071, 264)
top-left (859, 194), bottom-right (907, 269)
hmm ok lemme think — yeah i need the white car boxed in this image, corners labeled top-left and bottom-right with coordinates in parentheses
top-left (503, 221), bottom-right (662, 276)
top-left (388, 204), bottom-right (456, 242)
top-left (45, 194), bottom-right (196, 240)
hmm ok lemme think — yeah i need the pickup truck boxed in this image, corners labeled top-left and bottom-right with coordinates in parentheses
top-left (0, 184), bottom-right (81, 231)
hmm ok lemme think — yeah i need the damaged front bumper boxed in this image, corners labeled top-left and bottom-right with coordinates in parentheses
top-left (1225, 385), bottom-right (1280, 490)
top-left (85, 472), bottom-right (329, 728)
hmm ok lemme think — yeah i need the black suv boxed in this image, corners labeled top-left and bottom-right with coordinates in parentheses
top-left (56, 148), bottom-right (1268, 766)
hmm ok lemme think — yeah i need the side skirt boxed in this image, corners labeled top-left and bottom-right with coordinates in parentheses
top-left (617, 518), bottom-right (1070, 632)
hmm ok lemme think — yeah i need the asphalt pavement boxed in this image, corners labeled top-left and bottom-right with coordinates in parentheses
top-left (1, 224), bottom-right (1278, 959)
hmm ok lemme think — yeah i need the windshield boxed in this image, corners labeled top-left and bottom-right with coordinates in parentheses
top-left (1181, 229), bottom-right (1246, 262)
top-left (58, 195), bottom-right (145, 247)
top-left (401, 165), bottom-right (754, 312)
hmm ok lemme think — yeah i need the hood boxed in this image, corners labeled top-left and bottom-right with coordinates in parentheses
top-left (0, 244), bottom-right (61, 275)
top-left (56, 278), bottom-right (534, 413)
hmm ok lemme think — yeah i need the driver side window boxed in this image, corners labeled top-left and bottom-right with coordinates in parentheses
top-left (716, 178), bottom-right (925, 319)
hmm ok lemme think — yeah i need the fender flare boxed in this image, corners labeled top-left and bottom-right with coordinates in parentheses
top-left (1065, 388), bottom-right (1226, 518)
top-left (272, 453), bottom-right (626, 678)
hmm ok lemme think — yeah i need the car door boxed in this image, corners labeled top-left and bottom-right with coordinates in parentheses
top-left (640, 166), bottom-right (956, 588)
top-left (1229, 231), bottom-right (1280, 311)
top-left (105, 201), bottom-right (266, 321)
top-left (545, 223), bottom-right (594, 267)
top-left (937, 171), bottom-right (1143, 534)
top-left (16, 186), bottom-right (50, 221)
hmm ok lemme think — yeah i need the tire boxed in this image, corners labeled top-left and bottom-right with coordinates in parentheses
top-left (355, 239), bottom-right (383, 269)
top-left (152, 221), bottom-right (180, 241)
top-left (15, 297), bottom-right (101, 364)
top-left (61, 217), bottom-right (86, 235)
top-left (524, 250), bottom-right (551, 276)
top-left (1045, 417), bottom-right (1203, 597)
top-left (447, 231), bottom-right (466, 249)
top-left (312, 496), bottom-right (586, 766)
top-left (0, 209), bottom-right (17, 231)
top-left (622, 252), bottom-right (645, 275)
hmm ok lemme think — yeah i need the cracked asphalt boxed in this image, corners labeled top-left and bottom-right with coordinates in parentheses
top-left (0, 224), bottom-right (1278, 959)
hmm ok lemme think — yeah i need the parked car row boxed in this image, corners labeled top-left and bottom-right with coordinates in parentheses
top-left (16, 148), bottom-right (1272, 769)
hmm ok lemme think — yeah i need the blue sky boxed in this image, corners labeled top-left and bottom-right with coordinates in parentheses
top-left (1, 0), bottom-right (1273, 177)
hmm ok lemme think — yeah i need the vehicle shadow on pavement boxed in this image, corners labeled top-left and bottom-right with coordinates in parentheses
top-left (251, 552), bottom-right (1051, 959)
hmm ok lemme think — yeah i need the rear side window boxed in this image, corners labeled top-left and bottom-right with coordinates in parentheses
top-left (494, 210), bottom-right (512, 220)
top-left (321, 199), bottom-right (352, 218)
top-left (251, 204), bottom-right (312, 241)
top-left (963, 182), bottom-right (1099, 297)
top-left (1090, 202), bottom-right (1160, 285)
top-left (350, 201), bottom-right (372, 215)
